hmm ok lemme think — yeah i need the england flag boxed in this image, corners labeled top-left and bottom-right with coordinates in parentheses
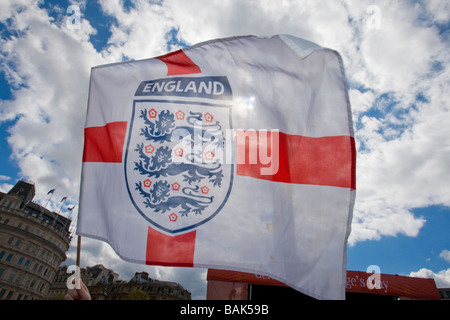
top-left (78, 34), bottom-right (356, 300)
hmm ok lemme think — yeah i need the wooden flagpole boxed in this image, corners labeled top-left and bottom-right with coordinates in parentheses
top-left (76, 235), bottom-right (81, 268)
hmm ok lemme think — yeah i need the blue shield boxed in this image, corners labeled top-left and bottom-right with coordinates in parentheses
top-left (124, 77), bottom-right (233, 234)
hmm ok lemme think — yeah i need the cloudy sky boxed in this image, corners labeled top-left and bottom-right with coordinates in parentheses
top-left (1, 0), bottom-right (449, 299)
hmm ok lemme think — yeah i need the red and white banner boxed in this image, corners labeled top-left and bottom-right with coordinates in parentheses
top-left (78, 35), bottom-right (356, 300)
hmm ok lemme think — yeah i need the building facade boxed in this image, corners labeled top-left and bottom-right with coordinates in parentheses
top-left (438, 288), bottom-right (450, 300)
top-left (50, 265), bottom-right (191, 300)
top-left (48, 264), bottom-right (120, 299)
top-left (0, 181), bottom-right (72, 300)
top-left (91, 271), bottom-right (191, 300)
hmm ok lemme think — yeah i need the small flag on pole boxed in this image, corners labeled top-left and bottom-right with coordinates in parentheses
top-left (45, 188), bottom-right (56, 208)
top-left (58, 196), bottom-right (68, 214)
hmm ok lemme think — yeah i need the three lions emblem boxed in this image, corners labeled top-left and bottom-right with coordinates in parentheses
top-left (125, 80), bottom-right (233, 234)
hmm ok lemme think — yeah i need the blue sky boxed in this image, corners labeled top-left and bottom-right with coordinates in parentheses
top-left (0, 0), bottom-right (449, 299)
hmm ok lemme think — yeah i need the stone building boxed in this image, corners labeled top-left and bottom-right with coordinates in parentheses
top-left (0, 181), bottom-right (72, 300)
top-left (48, 264), bottom-right (120, 299)
top-left (50, 265), bottom-right (191, 300)
top-left (0, 180), bottom-right (191, 301)
top-left (89, 270), bottom-right (192, 300)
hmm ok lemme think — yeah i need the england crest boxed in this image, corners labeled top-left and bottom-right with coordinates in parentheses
top-left (124, 76), bottom-right (234, 234)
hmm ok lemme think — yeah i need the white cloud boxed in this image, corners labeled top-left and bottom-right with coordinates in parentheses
top-left (348, 41), bottom-right (450, 244)
top-left (409, 268), bottom-right (450, 288)
top-left (0, 0), bottom-right (106, 203)
top-left (97, 0), bottom-right (174, 60)
top-left (440, 250), bottom-right (450, 264)
top-left (358, 2), bottom-right (443, 95)
top-left (348, 89), bottom-right (377, 119)
top-left (165, 0), bottom-right (356, 49)
top-left (422, 0), bottom-right (450, 23)
top-left (0, 183), bottom-right (14, 193)
top-left (0, 175), bottom-right (10, 181)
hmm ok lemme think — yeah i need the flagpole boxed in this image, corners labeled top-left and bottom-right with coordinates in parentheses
top-left (67, 204), bottom-right (76, 218)
top-left (76, 235), bottom-right (81, 268)
top-left (45, 190), bottom-right (55, 208)
top-left (58, 197), bottom-right (67, 214)
top-left (69, 214), bottom-right (78, 235)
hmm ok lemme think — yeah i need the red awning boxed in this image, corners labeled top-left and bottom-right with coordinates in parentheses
top-left (207, 269), bottom-right (440, 300)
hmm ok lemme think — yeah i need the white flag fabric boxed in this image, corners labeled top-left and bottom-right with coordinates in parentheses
top-left (78, 34), bottom-right (356, 300)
